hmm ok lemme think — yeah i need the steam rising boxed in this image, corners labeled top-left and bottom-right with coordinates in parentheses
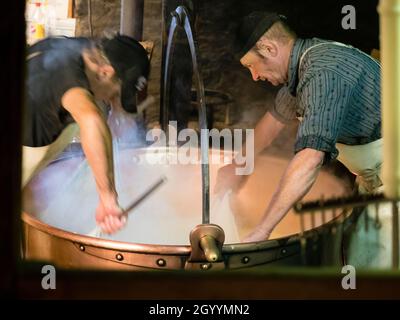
top-left (22, 104), bottom-right (348, 245)
top-left (22, 105), bottom-right (241, 245)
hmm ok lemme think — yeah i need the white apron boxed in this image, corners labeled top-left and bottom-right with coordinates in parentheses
top-left (22, 123), bottom-right (79, 188)
top-left (335, 140), bottom-right (394, 269)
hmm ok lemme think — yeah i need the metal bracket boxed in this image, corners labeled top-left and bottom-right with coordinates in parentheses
top-left (185, 224), bottom-right (225, 270)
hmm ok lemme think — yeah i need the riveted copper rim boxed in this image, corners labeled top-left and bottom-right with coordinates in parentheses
top-left (21, 210), bottom-right (301, 255)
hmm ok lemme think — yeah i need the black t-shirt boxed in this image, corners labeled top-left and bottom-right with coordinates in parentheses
top-left (24, 37), bottom-right (93, 147)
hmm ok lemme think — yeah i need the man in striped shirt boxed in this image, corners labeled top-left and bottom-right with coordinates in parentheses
top-left (215, 12), bottom-right (382, 246)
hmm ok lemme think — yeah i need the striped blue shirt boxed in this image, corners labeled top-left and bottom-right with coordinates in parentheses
top-left (271, 38), bottom-right (381, 163)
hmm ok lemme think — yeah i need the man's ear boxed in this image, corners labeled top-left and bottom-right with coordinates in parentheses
top-left (82, 49), bottom-right (115, 79)
top-left (256, 39), bottom-right (279, 58)
top-left (98, 64), bottom-right (116, 80)
top-left (82, 49), bottom-right (101, 73)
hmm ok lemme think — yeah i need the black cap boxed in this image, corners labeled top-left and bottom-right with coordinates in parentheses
top-left (101, 34), bottom-right (150, 113)
top-left (234, 11), bottom-right (284, 60)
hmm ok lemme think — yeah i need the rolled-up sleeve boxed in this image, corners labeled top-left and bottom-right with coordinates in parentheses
top-left (270, 86), bottom-right (298, 124)
top-left (294, 70), bottom-right (353, 163)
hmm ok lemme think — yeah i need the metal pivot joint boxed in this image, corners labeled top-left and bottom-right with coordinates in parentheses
top-left (185, 224), bottom-right (225, 270)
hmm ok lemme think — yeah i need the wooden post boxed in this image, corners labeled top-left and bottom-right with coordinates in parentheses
top-left (379, 0), bottom-right (400, 199)
top-left (120, 0), bottom-right (144, 40)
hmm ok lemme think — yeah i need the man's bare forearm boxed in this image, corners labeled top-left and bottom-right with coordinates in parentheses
top-left (254, 112), bottom-right (286, 156)
top-left (234, 112), bottom-right (285, 166)
top-left (258, 148), bottom-right (324, 235)
top-left (61, 88), bottom-right (117, 204)
top-left (79, 113), bottom-right (116, 203)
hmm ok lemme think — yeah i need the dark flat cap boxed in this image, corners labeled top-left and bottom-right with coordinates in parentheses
top-left (234, 11), bottom-right (284, 60)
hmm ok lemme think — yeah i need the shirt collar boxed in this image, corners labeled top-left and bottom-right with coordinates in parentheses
top-left (286, 38), bottom-right (306, 95)
top-left (286, 38), bottom-right (323, 95)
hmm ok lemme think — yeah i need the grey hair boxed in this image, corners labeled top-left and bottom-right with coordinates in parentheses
top-left (253, 20), bottom-right (297, 54)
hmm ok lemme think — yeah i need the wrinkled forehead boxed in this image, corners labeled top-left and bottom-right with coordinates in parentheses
top-left (240, 50), bottom-right (264, 67)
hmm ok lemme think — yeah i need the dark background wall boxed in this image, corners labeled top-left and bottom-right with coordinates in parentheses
top-left (74, 0), bottom-right (380, 128)
top-left (75, 0), bottom-right (121, 37)
top-left (195, 0), bottom-right (379, 127)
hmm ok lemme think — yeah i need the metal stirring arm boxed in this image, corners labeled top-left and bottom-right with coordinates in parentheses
top-left (162, 5), bottom-right (210, 224)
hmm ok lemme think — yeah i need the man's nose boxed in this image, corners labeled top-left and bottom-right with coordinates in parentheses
top-left (250, 68), bottom-right (260, 81)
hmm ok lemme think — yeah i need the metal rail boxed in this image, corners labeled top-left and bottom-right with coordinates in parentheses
top-left (294, 192), bottom-right (399, 269)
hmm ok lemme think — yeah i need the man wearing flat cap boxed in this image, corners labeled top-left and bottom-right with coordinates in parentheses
top-left (23, 34), bottom-right (149, 234)
top-left (215, 12), bottom-right (385, 266)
